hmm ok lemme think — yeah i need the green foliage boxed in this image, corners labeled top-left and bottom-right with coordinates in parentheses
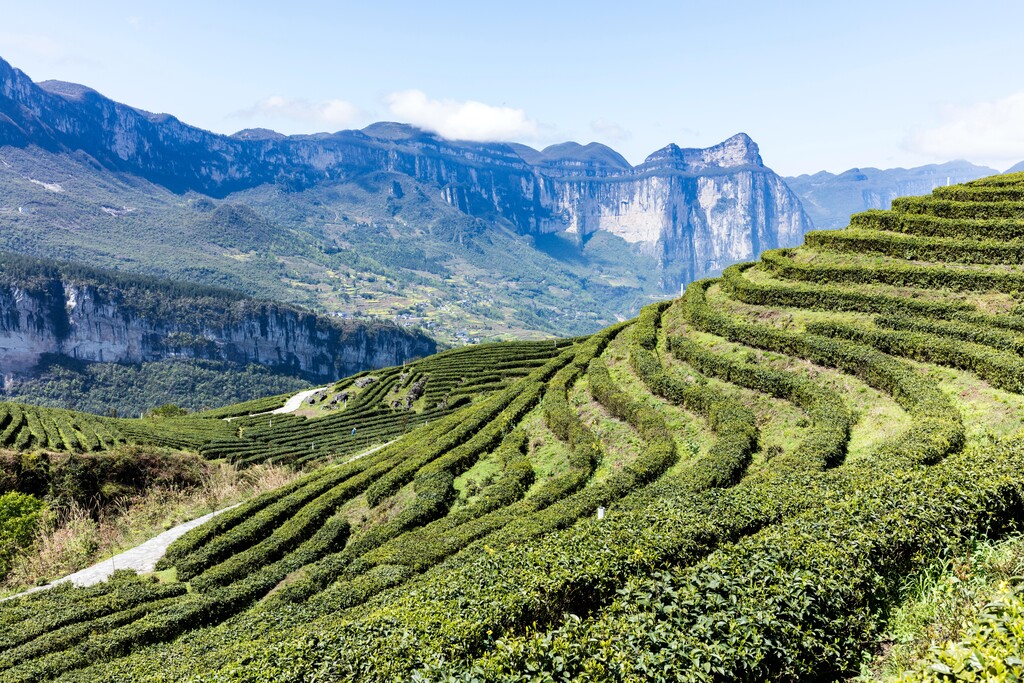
top-left (0, 402), bottom-right (126, 453)
top-left (895, 586), bottom-right (1024, 682)
top-left (667, 334), bottom-right (852, 471)
top-left (172, 465), bottom-right (361, 581)
top-left (933, 182), bottom-right (1024, 202)
top-left (723, 262), bottom-right (972, 319)
top-left (146, 404), bottom-right (189, 418)
top-left (876, 314), bottom-right (1024, 356)
top-left (157, 469), bottom-right (339, 571)
top-left (0, 492), bottom-right (44, 577)
top-left (805, 319), bottom-right (1024, 393)
top-left (0, 447), bottom-right (208, 511)
top-left (850, 209), bottom-right (1024, 240)
top-left (431, 436), bottom-right (1024, 683)
top-left (629, 301), bottom-right (761, 491)
top-left (688, 277), bottom-right (965, 465)
top-left (805, 228), bottom-right (1024, 265)
top-left (761, 248), bottom-right (1024, 294)
top-left (0, 573), bottom-right (185, 670)
top-left (0, 251), bottom-right (248, 306)
top-left (891, 196), bottom-right (1024, 220)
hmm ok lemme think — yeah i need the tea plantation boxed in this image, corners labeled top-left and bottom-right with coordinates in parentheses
top-left (3, 174), bottom-right (1024, 681)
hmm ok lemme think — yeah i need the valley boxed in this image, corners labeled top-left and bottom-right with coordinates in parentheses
top-left (0, 56), bottom-right (812, 347)
top-left (0, 251), bottom-right (434, 414)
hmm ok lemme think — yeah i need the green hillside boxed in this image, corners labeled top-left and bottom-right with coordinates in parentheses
top-left (3, 174), bottom-right (1024, 681)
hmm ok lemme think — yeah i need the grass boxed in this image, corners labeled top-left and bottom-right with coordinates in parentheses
top-left (572, 378), bottom-right (643, 485)
top-left (843, 384), bottom-right (912, 464)
top-left (518, 408), bottom-right (571, 494)
top-left (916, 362), bottom-right (1024, 444)
top-left (341, 483), bottom-right (417, 538)
top-left (452, 451), bottom-right (502, 508)
top-left (743, 263), bottom-right (1018, 312)
top-left (719, 255), bottom-right (1024, 451)
top-left (602, 330), bottom-right (711, 472)
top-left (858, 533), bottom-right (1024, 680)
top-left (695, 282), bottom-right (917, 462)
top-left (147, 568), bottom-right (177, 584)
top-left (659, 313), bottom-right (812, 476)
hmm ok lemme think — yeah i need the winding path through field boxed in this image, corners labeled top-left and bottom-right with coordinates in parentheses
top-left (1, 440), bottom-right (397, 603)
top-left (1, 504), bottom-right (240, 601)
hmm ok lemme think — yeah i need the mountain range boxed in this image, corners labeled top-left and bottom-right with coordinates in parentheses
top-left (0, 55), bottom-right (811, 346)
top-left (785, 160), bottom-right (1001, 229)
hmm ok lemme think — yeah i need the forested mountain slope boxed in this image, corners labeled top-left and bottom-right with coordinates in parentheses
top-left (0, 252), bottom-right (435, 413)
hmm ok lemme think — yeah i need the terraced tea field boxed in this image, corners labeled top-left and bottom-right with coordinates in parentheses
top-left (0, 340), bottom-right (569, 467)
top-left (4, 174), bottom-right (1024, 681)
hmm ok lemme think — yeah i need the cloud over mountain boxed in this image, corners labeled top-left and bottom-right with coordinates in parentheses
top-left (386, 89), bottom-right (539, 142)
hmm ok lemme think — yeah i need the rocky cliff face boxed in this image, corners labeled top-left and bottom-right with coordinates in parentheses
top-left (534, 135), bottom-right (808, 287)
top-left (0, 274), bottom-right (436, 382)
top-left (0, 57), bottom-right (812, 290)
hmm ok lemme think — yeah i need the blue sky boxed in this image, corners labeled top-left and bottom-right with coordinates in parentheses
top-left (2, 1), bottom-right (1023, 175)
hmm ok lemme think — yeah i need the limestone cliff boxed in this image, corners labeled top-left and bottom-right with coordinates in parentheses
top-left (0, 258), bottom-right (436, 382)
top-left (532, 135), bottom-right (809, 287)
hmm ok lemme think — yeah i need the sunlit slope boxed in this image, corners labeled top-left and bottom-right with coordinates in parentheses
top-left (4, 173), bottom-right (1024, 682)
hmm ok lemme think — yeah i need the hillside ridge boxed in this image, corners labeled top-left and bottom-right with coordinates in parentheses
top-left (786, 160), bottom-right (999, 228)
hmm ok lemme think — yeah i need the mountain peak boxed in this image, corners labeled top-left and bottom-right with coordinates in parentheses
top-left (529, 141), bottom-right (632, 175)
top-left (720, 132), bottom-right (761, 162)
top-left (231, 128), bottom-right (287, 141)
top-left (361, 122), bottom-right (436, 141)
top-left (642, 133), bottom-right (763, 172)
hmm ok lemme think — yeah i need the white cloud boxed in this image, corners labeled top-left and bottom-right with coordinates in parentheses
top-left (590, 118), bottom-right (631, 142)
top-left (386, 89), bottom-right (539, 141)
top-left (906, 92), bottom-right (1024, 162)
top-left (233, 95), bottom-right (361, 128)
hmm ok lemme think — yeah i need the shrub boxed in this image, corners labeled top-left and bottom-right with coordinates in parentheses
top-left (0, 492), bottom-right (44, 578)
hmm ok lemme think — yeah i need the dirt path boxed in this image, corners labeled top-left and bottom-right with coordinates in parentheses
top-left (333, 440), bottom-right (394, 467)
top-left (1, 504), bottom-right (239, 601)
top-left (269, 387), bottom-right (326, 414)
top-left (1, 441), bottom-right (398, 603)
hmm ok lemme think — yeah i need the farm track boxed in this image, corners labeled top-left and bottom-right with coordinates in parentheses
top-left (0, 505), bottom-right (240, 602)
